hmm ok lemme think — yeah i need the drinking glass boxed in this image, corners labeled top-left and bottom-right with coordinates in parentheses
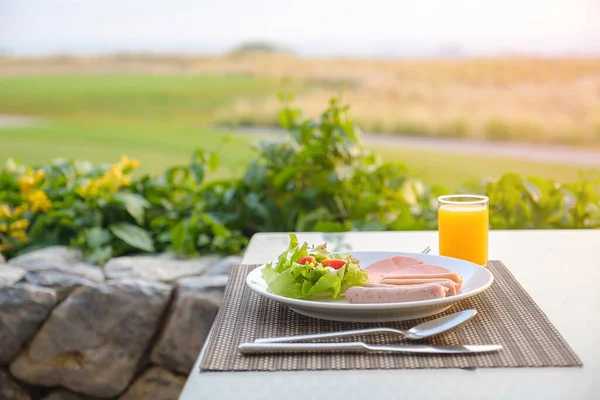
top-left (438, 194), bottom-right (489, 267)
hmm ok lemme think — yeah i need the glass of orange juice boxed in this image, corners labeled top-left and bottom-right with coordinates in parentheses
top-left (438, 194), bottom-right (489, 267)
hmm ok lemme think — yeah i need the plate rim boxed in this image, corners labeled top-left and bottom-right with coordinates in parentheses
top-left (246, 251), bottom-right (494, 310)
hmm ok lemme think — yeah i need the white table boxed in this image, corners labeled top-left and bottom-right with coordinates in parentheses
top-left (180, 230), bottom-right (600, 400)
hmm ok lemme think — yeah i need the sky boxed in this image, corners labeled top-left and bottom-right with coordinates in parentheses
top-left (1, 0), bottom-right (599, 58)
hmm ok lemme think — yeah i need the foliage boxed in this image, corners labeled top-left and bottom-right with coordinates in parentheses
top-left (1, 97), bottom-right (599, 262)
top-left (0, 154), bottom-right (247, 263)
top-left (483, 174), bottom-right (600, 229)
top-left (205, 97), bottom-right (600, 236)
top-left (204, 96), bottom-right (446, 235)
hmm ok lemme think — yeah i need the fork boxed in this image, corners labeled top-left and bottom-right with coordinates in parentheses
top-left (421, 245), bottom-right (431, 254)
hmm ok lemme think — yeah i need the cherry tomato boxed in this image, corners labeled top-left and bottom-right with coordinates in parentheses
top-left (298, 256), bottom-right (317, 265)
top-left (322, 259), bottom-right (346, 270)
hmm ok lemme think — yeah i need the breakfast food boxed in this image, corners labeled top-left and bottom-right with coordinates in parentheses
top-left (381, 272), bottom-right (463, 291)
top-left (345, 282), bottom-right (448, 304)
top-left (343, 255), bottom-right (464, 304)
top-left (261, 235), bottom-right (463, 304)
top-left (261, 234), bottom-right (368, 300)
top-left (362, 255), bottom-right (424, 282)
top-left (380, 278), bottom-right (458, 296)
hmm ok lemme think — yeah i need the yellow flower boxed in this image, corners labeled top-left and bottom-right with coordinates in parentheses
top-left (18, 175), bottom-right (35, 194)
top-left (110, 165), bottom-right (124, 180)
top-left (120, 155), bottom-right (140, 170)
top-left (0, 204), bottom-right (11, 218)
top-left (76, 157), bottom-right (135, 198)
top-left (75, 185), bottom-right (87, 197)
top-left (9, 229), bottom-right (27, 243)
top-left (121, 175), bottom-right (131, 186)
top-left (77, 180), bottom-right (102, 198)
top-left (35, 169), bottom-right (45, 181)
top-left (18, 168), bottom-right (45, 194)
top-left (0, 223), bottom-right (7, 232)
top-left (27, 190), bottom-right (52, 213)
top-left (130, 159), bottom-right (140, 169)
top-left (13, 204), bottom-right (28, 217)
top-left (9, 219), bottom-right (29, 231)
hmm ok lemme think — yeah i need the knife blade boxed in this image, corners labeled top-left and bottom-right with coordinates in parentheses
top-left (238, 342), bottom-right (502, 355)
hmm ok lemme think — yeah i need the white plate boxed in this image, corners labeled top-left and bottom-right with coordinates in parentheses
top-left (246, 251), bottom-right (494, 322)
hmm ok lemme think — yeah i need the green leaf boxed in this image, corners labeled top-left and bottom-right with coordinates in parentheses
top-left (165, 166), bottom-right (190, 185)
top-left (114, 193), bottom-right (150, 224)
top-left (278, 108), bottom-right (301, 130)
top-left (208, 153), bottom-right (220, 171)
top-left (296, 208), bottom-right (332, 232)
top-left (245, 193), bottom-right (269, 220)
top-left (314, 220), bottom-right (350, 232)
top-left (524, 181), bottom-right (542, 204)
top-left (109, 222), bottom-right (155, 252)
top-left (86, 227), bottom-right (112, 249)
top-left (302, 272), bottom-right (341, 298)
top-left (171, 220), bottom-right (187, 251)
top-left (190, 163), bottom-right (204, 184)
top-left (196, 233), bottom-right (212, 246)
top-left (190, 150), bottom-right (220, 183)
top-left (86, 245), bottom-right (113, 264)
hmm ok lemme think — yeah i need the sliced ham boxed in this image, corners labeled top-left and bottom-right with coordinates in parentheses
top-left (394, 263), bottom-right (453, 275)
top-left (380, 278), bottom-right (458, 296)
top-left (381, 272), bottom-right (462, 285)
top-left (360, 256), bottom-right (464, 301)
top-left (364, 255), bottom-right (423, 283)
top-left (345, 283), bottom-right (448, 304)
top-left (436, 280), bottom-right (457, 296)
top-left (381, 272), bottom-right (463, 291)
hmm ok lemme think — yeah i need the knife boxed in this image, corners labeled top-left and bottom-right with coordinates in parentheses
top-left (239, 342), bottom-right (502, 354)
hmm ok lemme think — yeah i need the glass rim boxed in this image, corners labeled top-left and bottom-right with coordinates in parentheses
top-left (438, 194), bottom-right (489, 205)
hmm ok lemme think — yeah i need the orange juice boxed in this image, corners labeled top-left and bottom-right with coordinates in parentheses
top-left (438, 197), bottom-right (489, 266)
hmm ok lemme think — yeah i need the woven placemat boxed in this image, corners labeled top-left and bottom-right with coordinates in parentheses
top-left (201, 261), bottom-right (581, 371)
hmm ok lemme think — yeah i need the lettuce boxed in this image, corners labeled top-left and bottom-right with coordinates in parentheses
top-left (261, 233), bottom-right (368, 300)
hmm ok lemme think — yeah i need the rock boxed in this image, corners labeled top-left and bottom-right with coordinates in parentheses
top-left (0, 284), bottom-right (56, 364)
top-left (9, 246), bottom-right (83, 268)
top-left (118, 367), bottom-right (185, 400)
top-left (202, 255), bottom-right (241, 277)
top-left (0, 264), bottom-right (27, 286)
top-left (104, 255), bottom-right (221, 283)
top-left (41, 389), bottom-right (103, 400)
top-left (0, 369), bottom-right (31, 400)
top-left (178, 274), bottom-right (229, 291)
top-left (151, 276), bottom-right (224, 374)
top-left (10, 279), bottom-right (172, 398)
top-left (65, 264), bottom-right (104, 282)
top-left (24, 272), bottom-right (99, 302)
top-left (9, 247), bottom-right (103, 282)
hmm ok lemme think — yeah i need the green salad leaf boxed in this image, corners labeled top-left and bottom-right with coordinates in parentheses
top-left (261, 233), bottom-right (368, 300)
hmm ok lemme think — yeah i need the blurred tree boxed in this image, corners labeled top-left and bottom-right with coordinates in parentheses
top-left (229, 41), bottom-right (293, 55)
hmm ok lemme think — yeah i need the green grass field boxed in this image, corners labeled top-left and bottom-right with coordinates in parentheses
top-left (0, 75), bottom-right (277, 122)
top-left (0, 74), bottom-right (595, 189)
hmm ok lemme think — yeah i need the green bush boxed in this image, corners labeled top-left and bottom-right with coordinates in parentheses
top-left (483, 173), bottom-right (600, 229)
top-left (0, 154), bottom-right (247, 263)
top-left (485, 118), bottom-right (513, 141)
top-left (203, 98), bottom-right (445, 235)
top-left (437, 118), bottom-right (470, 138)
top-left (391, 119), bottom-right (432, 137)
top-left (1, 98), bottom-right (599, 261)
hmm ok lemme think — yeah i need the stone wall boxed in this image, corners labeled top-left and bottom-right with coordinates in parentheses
top-left (0, 247), bottom-right (239, 400)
